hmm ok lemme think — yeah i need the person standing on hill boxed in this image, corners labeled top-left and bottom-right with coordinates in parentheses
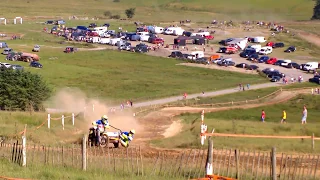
top-left (281, 110), bottom-right (287, 124)
top-left (302, 106), bottom-right (307, 124)
top-left (261, 110), bottom-right (266, 122)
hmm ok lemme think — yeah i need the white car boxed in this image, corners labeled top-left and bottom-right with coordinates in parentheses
top-left (140, 35), bottom-right (150, 42)
top-left (1, 63), bottom-right (11, 68)
top-left (280, 59), bottom-right (292, 66)
top-left (259, 47), bottom-right (272, 55)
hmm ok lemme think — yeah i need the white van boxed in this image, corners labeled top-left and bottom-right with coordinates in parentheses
top-left (92, 37), bottom-right (101, 43)
top-left (152, 27), bottom-right (164, 34)
top-left (173, 28), bottom-right (185, 36)
top-left (93, 27), bottom-right (108, 36)
top-left (187, 51), bottom-right (204, 60)
top-left (164, 27), bottom-right (182, 35)
top-left (191, 32), bottom-right (210, 37)
top-left (253, 36), bottom-right (266, 43)
top-left (303, 62), bottom-right (319, 71)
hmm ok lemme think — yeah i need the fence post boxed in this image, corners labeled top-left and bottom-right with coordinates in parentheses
top-left (205, 138), bottom-right (213, 176)
top-left (47, 114), bottom-right (50, 129)
top-left (235, 149), bottom-right (239, 179)
top-left (272, 147), bottom-right (277, 180)
top-left (312, 133), bottom-right (315, 150)
top-left (92, 104), bottom-right (95, 112)
top-left (22, 124), bottom-right (27, 167)
top-left (62, 115), bottom-right (65, 130)
top-left (72, 113), bottom-right (75, 126)
top-left (82, 135), bottom-right (87, 171)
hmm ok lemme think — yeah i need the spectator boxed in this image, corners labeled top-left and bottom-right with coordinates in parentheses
top-left (261, 110), bottom-right (266, 122)
top-left (130, 101), bottom-right (133, 107)
top-left (301, 106), bottom-right (307, 124)
top-left (281, 110), bottom-right (287, 124)
top-left (311, 88), bottom-right (314, 95)
top-left (247, 84), bottom-right (250, 89)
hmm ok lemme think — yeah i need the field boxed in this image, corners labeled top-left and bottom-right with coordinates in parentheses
top-left (0, 0), bottom-right (315, 21)
top-left (153, 94), bottom-right (320, 153)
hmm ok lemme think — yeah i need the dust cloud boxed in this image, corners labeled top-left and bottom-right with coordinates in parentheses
top-left (47, 88), bottom-right (143, 133)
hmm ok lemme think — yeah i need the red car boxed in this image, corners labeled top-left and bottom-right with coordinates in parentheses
top-left (266, 42), bottom-right (274, 47)
top-left (87, 32), bottom-right (99, 36)
top-left (152, 38), bottom-right (164, 44)
top-left (266, 57), bottom-right (277, 64)
top-left (204, 35), bottom-right (214, 40)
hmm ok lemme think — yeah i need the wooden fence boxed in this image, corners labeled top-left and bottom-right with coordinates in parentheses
top-left (1, 138), bottom-right (320, 179)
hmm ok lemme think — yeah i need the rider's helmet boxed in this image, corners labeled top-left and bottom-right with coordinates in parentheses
top-left (101, 115), bottom-right (108, 124)
top-left (129, 129), bottom-right (135, 134)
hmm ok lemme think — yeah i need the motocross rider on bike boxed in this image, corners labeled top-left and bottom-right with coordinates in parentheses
top-left (92, 115), bottom-right (110, 146)
top-left (119, 129), bottom-right (135, 147)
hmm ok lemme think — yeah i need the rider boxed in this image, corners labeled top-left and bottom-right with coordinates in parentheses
top-left (92, 115), bottom-right (110, 145)
top-left (119, 129), bottom-right (135, 147)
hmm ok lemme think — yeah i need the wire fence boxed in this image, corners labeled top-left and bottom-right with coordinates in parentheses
top-left (1, 139), bottom-right (320, 180)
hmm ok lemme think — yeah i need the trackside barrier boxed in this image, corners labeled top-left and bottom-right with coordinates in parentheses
top-left (47, 113), bottom-right (76, 130)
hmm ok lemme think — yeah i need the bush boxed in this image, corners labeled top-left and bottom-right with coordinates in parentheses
top-left (103, 11), bottom-right (112, 17)
top-left (110, 15), bottom-right (120, 19)
top-left (125, 8), bottom-right (136, 19)
top-left (0, 69), bottom-right (51, 111)
top-left (113, 0), bottom-right (120, 2)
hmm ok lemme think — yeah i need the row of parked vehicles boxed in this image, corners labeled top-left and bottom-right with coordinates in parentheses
top-left (0, 61), bottom-right (42, 70)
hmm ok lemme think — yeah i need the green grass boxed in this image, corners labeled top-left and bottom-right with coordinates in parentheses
top-left (152, 94), bottom-right (320, 153)
top-left (286, 21), bottom-right (320, 37)
top-left (0, 21), bottom-right (267, 103)
top-left (0, 0), bottom-right (315, 22)
top-left (0, 159), bottom-right (182, 180)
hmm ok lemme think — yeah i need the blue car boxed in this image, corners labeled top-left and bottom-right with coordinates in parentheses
top-left (258, 56), bottom-right (269, 63)
top-left (30, 61), bottom-right (43, 68)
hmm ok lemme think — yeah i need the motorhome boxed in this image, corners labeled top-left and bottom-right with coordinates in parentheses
top-left (303, 62), bottom-right (319, 71)
top-left (109, 38), bottom-right (121, 46)
top-left (100, 38), bottom-right (111, 44)
top-left (187, 51), bottom-right (204, 60)
top-left (253, 37), bottom-right (266, 43)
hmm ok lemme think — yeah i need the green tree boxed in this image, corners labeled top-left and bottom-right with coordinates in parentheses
top-left (0, 69), bottom-right (51, 111)
top-left (312, 0), bottom-right (320, 20)
top-left (125, 8), bottom-right (136, 19)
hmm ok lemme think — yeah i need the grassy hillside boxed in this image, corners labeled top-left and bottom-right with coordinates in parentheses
top-left (153, 94), bottom-right (320, 153)
top-left (0, 0), bottom-right (315, 21)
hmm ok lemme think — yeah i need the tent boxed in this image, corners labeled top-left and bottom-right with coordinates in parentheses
top-left (174, 36), bottom-right (206, 46)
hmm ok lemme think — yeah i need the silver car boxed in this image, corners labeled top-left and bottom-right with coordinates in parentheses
top-left (2, 48), bottom-right (13, 55)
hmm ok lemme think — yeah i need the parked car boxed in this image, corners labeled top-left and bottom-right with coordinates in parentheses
top-left (88, 23), bottom-right (97, 28)
top-left (270, 76), bottom-right (282, 82)
top-left (45, 20), bottom-right (54, 24)
top-left (280, 60), bottom-right (292, 67)
top-left (195, 57), bottom-right (209, 64)
top-left (268, 72), bottom-right (284, 78)
top-left (258, 56), bottom-right (269, 63)
top-left (240, 49), bottom-right (256, 58)
top-left (262, 68), bottom-right (278, 74)
top-left (309, 75), bottom-right (320, 84)
top-left (300, 64), bottom-right (307, 70)
top-left (284, 46), bottom-right (296, 53)
top-left (247, 65), bottom-right (259, 70)
top-left (219, 38), bottom-right (233, 45)
top-left (272, 43), bottom-right (285, 48)
top-left (235, 63), bottom-right (249, 68)
top-left (286, 62), bottom-right (300, 69)
top-left (274, 60), bottom-right (285, 66)
top-left (217, 47), bottom-right (227, 53)
top-left (30, 61), bottom-right (43, 68)
top-left (2, 48), bottom-right (13, 55)
top-left (219, 61), bottom-right (235, 67)
top-left (266, 58), bottom-right (277, 65)
top-left (32, 45), bottom-right (40, 52)
top-left (169, 51), bottom-right (183, 58)
top-left (259, 47), bottom-right (272, 55)
top-left (0, 62), bottom-right (11, 69)
top-left (10, 64), bottom-right (24, 71)
top-left (247, 53), bottom-right (259, 61)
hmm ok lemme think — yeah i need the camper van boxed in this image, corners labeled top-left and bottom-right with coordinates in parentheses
top-left (253, 37), bottom-right (266, 43)
top-left (303, 62), bottom-right (319, 71)
top-left (100, 38), bottom-right (110, 44)
top-left (93, 27), bottom-right (108, 36)
top-left (109, 38), bottom-right (121, 46)
top-left (187, 51), bottom-right (204, 60)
